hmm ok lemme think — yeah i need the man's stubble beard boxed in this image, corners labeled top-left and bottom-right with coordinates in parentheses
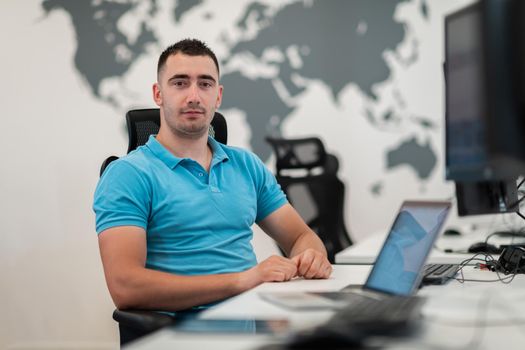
top-left (164, 106), bottom-right (212, 140)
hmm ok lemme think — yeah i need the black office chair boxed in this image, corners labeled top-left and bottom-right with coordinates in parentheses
top-left (265, 137), bottom-right (353, 263)
top-left (100, 108), bottom-right (227, 176)
top-left (100, 108), bottom-right (228, 346)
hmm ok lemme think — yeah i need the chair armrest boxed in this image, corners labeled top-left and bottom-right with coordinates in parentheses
top-left (100, 156), bottom-right (120, 177)
top-left (112, 309), bottom-right (175, 333)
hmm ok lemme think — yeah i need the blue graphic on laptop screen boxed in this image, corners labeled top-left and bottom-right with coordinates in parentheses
top-left (365, 204), bottom-right (448, 295)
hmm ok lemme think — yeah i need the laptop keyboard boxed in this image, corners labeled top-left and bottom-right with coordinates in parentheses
top-left (422, 263), bottom-right (460, 284)
top-left (325, 295), bottom-right (425, 326)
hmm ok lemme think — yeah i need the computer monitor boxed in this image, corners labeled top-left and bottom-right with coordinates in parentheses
top-left (444, 0), bottom-right (524, 216)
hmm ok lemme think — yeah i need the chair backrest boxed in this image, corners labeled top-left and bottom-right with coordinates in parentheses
top-left (125, 109), bottom-right (161, 153)
top-left (266, 137), bottom-right (328, 175)
top-left (126, 108), bottom-right (228, 153)
top-left (100, 109), bottom-right (227, 176)
top-left (266, 137), bottom-right (352, 263)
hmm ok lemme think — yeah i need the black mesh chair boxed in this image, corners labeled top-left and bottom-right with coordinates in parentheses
top-left (265, 137), bottom-right (352, 263)
top-left (100, 108), bottom-right (227, 176)
top-left (100, 108), bottom-right (227, 346)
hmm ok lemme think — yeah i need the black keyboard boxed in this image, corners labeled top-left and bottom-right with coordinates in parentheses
top-left (422, 263), bottom-right (460, 285)
top-left (324, 295), bottom-right (425, 330)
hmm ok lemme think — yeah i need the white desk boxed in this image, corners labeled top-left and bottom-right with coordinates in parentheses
top-left (125, 265), bottom-right (525, 350)
top-left (335, 231), bottom-right (500, 264)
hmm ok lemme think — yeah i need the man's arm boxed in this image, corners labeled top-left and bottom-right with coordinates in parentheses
top-left (98, 226), bottom-right (298, 311)
top-left (258, 203), bottom-right (332, 279)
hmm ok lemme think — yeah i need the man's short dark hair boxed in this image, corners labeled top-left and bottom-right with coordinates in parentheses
top-left (157, 39), bottom-right (220, 79)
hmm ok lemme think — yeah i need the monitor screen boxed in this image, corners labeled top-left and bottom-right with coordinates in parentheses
top-left (444, 1), bottom-right (521, 216)
top-left (445, 2), bottom-right (488, 182)
top-left (445, 0), bottom-right (525, 182)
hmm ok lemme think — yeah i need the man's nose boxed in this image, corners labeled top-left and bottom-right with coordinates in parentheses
top-left (186, 83), bottom-right (201, 104)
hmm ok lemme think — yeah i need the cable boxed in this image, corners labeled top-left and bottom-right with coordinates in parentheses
top-left (453, 275), bottom-right (516, 283)
top-left (483, 230), bottom-right (525, 245)
top-left (440, 253), bottom-right (520, 284)
top-left (512, 177), bottom-right (525, 222)
top-left (516, 210), bottom-right (525, 222)
top-left (509, 196), bottom-right (525, 211)
top-left (377, 257), bottom-right (523, 350)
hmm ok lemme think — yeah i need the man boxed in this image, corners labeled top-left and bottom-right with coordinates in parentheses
top-left (94, 39), bottom-right (331, 312)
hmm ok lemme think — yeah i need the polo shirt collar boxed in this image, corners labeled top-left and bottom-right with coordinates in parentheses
top-left (208, 136), bottom-right (229, 166)
top-left (145, 135), bottom-right (229, 169)
top-left (145, 135), bottom-right (183, 169)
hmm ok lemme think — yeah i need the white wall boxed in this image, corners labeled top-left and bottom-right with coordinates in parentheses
top-left (1, 0), bottom-right (500, 349)
top-left (1, 1), bottom-right (122, 348)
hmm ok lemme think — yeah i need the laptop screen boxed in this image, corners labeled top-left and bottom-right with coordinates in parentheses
top-left (364, 201), bottom-right (451, 296)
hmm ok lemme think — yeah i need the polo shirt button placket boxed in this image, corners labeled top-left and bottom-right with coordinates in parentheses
top-left (209, 173), bottom-right (220, 192)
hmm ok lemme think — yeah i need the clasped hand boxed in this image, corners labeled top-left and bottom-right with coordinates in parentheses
top-left (254, 249), bottom-right (332, 283)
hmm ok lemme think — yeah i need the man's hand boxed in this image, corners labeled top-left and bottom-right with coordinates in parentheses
top-left (257, 205), bottom-right (332, 279)
top-left (291, 249), bottom-right (332, 279)
top-left (245, 255), bottom-right (298, 286)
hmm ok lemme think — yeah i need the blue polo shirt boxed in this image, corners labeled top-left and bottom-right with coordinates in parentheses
top-left (93, 136), bottom-right (287, 276)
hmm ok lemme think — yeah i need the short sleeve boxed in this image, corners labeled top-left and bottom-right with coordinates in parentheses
top-left (93, 160), bottom-right (151, 234)
top-left (249, 154), bottom-right (288, 222)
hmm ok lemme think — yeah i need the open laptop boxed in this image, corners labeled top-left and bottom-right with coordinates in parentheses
top-left (260, 200), bottom-right (452, 310)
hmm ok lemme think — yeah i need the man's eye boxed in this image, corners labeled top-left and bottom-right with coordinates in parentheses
top-left (199, 81), bottom-right (213, 88)
top-left (172, 80), bottom-right (187, 87)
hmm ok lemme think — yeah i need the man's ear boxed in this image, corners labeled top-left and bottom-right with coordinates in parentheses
top-left (153, 83), bottom-right (162, 106)
top-left (215, 85), bottom-right (223, 109)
